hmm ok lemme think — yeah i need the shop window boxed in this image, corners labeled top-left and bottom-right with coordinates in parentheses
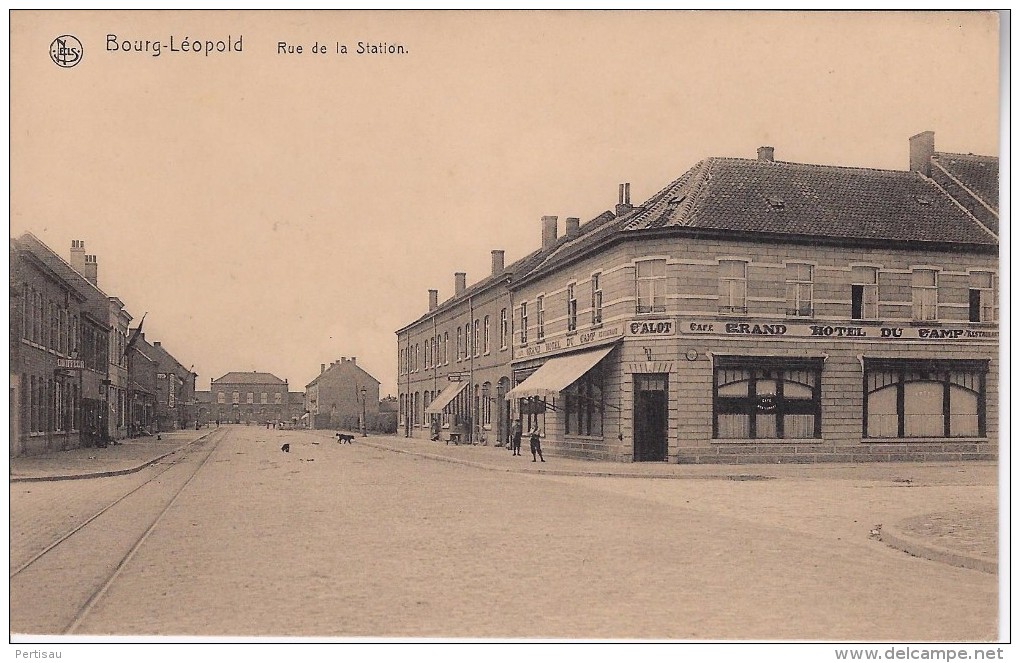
top-left (713, 357), bottom-right (822, 439)
top-left (851, 266), bottom-right (879, 320)
top-left (564, 363), bottom-right (604, 437)
top-left (911, 269), bottom-right (938, 321)
top-left (718, 260), bottom-right (748, 314)
top-left (864, 359), bottom-right (986, 439)
top-left (785, 263), bottom-right (814, 317)
top-left (969, 271), bottom-right (995, 323)
top-left (591, 273), bottom-right (603, 324)
top-left (566, 283), bottom-right (577, 332)
top-left (636, 259), bottom-right (667, 313)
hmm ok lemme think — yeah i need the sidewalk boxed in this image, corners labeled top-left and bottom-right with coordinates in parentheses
top-left (8, 428), bottom-right (213, 482)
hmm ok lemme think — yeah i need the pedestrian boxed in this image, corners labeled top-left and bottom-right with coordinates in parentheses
top-left (510, 418), bottom-right (522, 456)
top-left (529, 425), bottom-right (544, 462)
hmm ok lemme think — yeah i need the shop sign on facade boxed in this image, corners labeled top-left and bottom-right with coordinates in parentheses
top-left (523, 324), bottom-right (622, 358)
top-left (626, 319), bottom-right (676, 336)
top-left (679, 319), bottom-right (998, 342)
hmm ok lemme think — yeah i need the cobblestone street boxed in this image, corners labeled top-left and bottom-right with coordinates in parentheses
top-left (10, 426), bottom-right (999, 640)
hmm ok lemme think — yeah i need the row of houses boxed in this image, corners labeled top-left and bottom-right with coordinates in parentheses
top-left (395, 131), bottom-right (999, 463)
top-left (10, 234), bottom-right (197, 456)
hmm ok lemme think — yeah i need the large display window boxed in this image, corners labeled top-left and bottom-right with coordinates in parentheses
top-left (713, 356), bottom-right (823, 439)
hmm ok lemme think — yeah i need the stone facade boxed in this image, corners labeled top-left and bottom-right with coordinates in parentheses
top-left (305, 357), bottom-right (380, 430)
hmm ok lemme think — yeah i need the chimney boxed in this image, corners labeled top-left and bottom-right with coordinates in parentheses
top-left (909, 130), bottom-right (935, 176)
top-left (565, 217), bottom-right (580, 237)
top-left (351, 357), bottom-right (356, 364)
top-left (615, 184), bottom-right (632, 216)
top-left (154, 341), bottom-right (161, 348)
top-left (320, 363), bottom-right (326, 374)
top-left (83, 254), bottom-right (98, 285)
top-left (757, 146), bottom-right (775, 162)
top-left (541, 215), bottom-right (558, 249)
top-left (428, 289), bottom-right (438, 311)
top-left (339, 357), bottom-right (345, 364)
top-left (70, 240), bottom-right (86, 272)
top-left (455, 272), bottom-right (466, 295)
top-left (491, 250), bottom-right (505, 276)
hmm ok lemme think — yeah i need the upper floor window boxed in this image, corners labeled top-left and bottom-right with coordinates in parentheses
top-left (591, 273), bottom-right (603, 325)
top-left (247, 392), bottom-right (254, 404)
top-left (912, 269), bottom-right (938, 321)
top-left (566, 283), bottom-right (577, 332)
top-left (969, 271), bottom-right (995, 323)
top-left (457, 326), bottom-right (463, 361)
top-left (275, 392), bottom-right (283, 405)
top-left (232, 391), bottom-right (240, 404)
top-left (261, 392), bottom-right (268, 404)
top-left (444, 331), bottom-right (449, 364)
top-left (474, 319), bottom-right (481, 357)
top-left (500, 308), bottom-right (508, 350)
top-left (217, 392), bottom-right (225, 404)
top-left (636, 259), bottom-right (667, 314)
top-left (719, 260), bottom-right (747, 314)
top-left (520, 301), bottom-right (528, 345)
top-left (785, 263), bottom-right (814, 317)
top-left (851, 266), bottom-right (879, 321)
top-left (483, 315), bottom-right (490, 354)
top-left (536, 296), bottom-right (545, 341)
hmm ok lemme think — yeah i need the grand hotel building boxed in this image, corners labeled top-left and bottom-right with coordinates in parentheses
top-left (396, 133), bottom-right (998, 463)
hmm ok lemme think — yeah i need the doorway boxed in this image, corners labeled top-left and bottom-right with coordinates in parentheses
top-left (634, 374), bottom-right (668, 462)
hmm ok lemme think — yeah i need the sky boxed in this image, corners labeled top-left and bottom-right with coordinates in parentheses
top-left (9, 10), bottom-right (1002, 396)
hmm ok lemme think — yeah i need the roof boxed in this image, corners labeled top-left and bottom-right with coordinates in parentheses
top-left (305, 359), bottom-right (382, 389)
top-left (13, 233), bottom-right (110, 317)
top-left (395, 209), bottom-right (616, 334)
top-left (932, 151), bottom-right (999, 211)
top-left (622, 157), bottom-right (998, 246)
top-left (212, 371), bottom-right (287, 385)
top-left (145, 341), bottom-right (190, 377)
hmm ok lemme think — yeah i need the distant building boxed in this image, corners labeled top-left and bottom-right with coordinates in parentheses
top-left (107, 297), bottom-right (132, 441)
top-left (146, 340), bottom-right (197, 430)
top-left (304, 356), bottom-right (380, 430)
top-left (208, 371), bottom-right (295, 425)
top-left (127, 340), bottom-right (158, 436)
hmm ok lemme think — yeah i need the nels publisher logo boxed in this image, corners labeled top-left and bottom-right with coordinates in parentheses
top-left (50, 35), bottom-right (83, 68)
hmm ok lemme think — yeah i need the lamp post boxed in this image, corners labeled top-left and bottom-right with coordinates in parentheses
top-left (360, 386), bottom-right (368, 437)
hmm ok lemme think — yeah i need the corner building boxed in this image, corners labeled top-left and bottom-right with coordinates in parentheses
top-left (506, 137), bottom-right (997, 462)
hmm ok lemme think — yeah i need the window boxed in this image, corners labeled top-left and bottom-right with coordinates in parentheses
top-left (719, 260), bottom-right (747, 314)
top-left (636, 259), bottom-right (667, 313)
top-left (247, 392), bottom-right (254, 404)
top-left (474, 319), bottom-right (480, 357)
top-left (851, 266), bottom-right (879, 320)
top-left (415, 343), bottom-right (419, 371)
top-left (444, 331), bottom-right (449, 364)
top-left (714, 357), bottom-right (822, 439)
top-left (566, 283), bottom-right (577, 332)
top-left (500, 308), bottom-right (508, 349)
top-left (217, 392), bottom-right (225, 404)
top-left (233, 391), bottom-right (240, 404)
top-left (864, 359), bottom-right (987, 438)
top-left (261, 392), bottom-right (268, 404)
top-left (483, 316), bottom-right (490, 354)
top-left (520, 302), bottom-right (528, 344)
top-left (969, 271), bottom-right (995, 323)
top-left (564, 363), bottom-right (604, 437)
top-left (275, 392), bottom-right (283, 405)
top-left (591, 273), bottom-right (603, 325)
top-left (457, 326), bottom-right (463, 361)
top-left (785, 263), bottom-right (813, 317)
top-left (536, 296), bottom-right (545, 341)
top-left (912, 269), bottom-right (938, 321)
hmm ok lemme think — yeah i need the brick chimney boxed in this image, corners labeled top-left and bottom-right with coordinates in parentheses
top-left (615, 184), bottom-right (632, 216)
top-left (320, 363), bottom-right (326, 374)
top-left (429, 289), bottom-right (438, 311)
top-left (154, 341), bottom-right (161, 348)
top-left (757, 146), bottom-right (775, 162)
top-left (70, 240), bottom-right (86, 273)
top-left (541, 216), bottom-right (558, 249)
top-left (351, 357), bottom-right (356, 364)
top-left (83, 254), bottom-right (98, 286)
top-left (491, 250), bottom-right (505, 276)
top-left (455, 272), bottom-right (466, 295)
top-left (909, 130), bottom-right (935, 176)
top-left (565, 217), bottom-right (580, 237)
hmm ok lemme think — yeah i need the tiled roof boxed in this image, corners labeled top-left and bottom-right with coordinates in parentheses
top-left (213, 371), bottom-right (287, 385)
top-left (14, 233), bottom-right (110, 316)
top-left (395, 209), bottom-right (616, 333)
top-left (305, 360), bottom-right (382, 389)
top-left (932, 152), bottom-right (999, 211)
top-left (623, 157), bottom-right (997, 246)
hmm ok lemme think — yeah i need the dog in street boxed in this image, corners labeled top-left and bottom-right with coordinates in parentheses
top-left (281, 443), bottom-right (290, 452)
top-left (336, 433), bottom-right (355, 444)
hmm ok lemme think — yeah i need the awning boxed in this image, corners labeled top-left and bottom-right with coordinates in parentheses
top-left (426, 381), bottom-right (469, 414)
top-left (506, 345), bottom-right (615, 399)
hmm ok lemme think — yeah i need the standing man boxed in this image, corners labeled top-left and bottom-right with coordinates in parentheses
top-left (529, 425), bottom-right (544, 462)
top-left (510, 418), bottom-right (523, 456)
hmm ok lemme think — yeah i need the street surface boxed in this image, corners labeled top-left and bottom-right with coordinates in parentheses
top-left (9, 426), bottom-right (998, 640)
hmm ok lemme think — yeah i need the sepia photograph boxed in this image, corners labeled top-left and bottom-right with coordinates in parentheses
top-left (7, 8), bottom-right (1007, 659)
